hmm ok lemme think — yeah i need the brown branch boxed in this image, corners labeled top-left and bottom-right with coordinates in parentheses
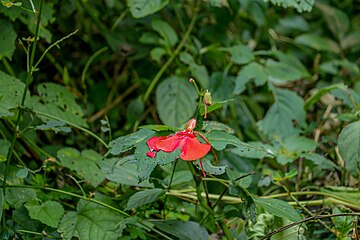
top-left (261, 213), bottom-right (360, 240)
top-left (88, 82), bottom-right (140, 123)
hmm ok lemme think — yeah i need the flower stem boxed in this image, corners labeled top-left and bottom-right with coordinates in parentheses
top-left (187, 162), bottom-right (232, 240)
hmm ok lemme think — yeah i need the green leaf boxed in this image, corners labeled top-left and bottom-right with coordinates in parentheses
top-left (156, 76), bottom-right (198, 128)
top-left (295, 34), bottom-right (340, 54)
top-left (127, 0), bottom-right (168, 18)
top-left (254, 198), bottom-right (301, 222)
top-left (98, 156), bottom-right (153, 187)
top-left (0, 19), bottom-right (17, 59)
top-left (6, 188), bottom-right (37, 209)
top-left (25, 201), bottom-right (65, 228)
top-left (126, 188), bottom-right (165, 210)
top-left (153, 220), bottom-right (209, 240)
top-left (162, 170), bottom-right (192, 187)
top-left (230, 141), bottom-right (275, 159)
top-left (258, 88), bottom-right (305, 138)
top-left (151, 19), bottom-right (178, 47)
top-left (304, 83), bottom-right (345, 109)
top-left (282, 135), bottom-right (316, 153)
top-left (58, 200), bottom-right (125, 240)
top-left (234, 62), bottom-right (267, 94)
top-left (57, 148), bottom-right (105, 187)
top-left (194, 158), bottom-right (226, 175)
top-left (135, 138), bottom-right (180, 181)
top-left (338, 121), bottom-right (360, 177)
top-left (301, 153), bottom-right (339, 171)
top-left (341, 30), bottom-right (360, 50)
top-left (316, 3), bottom-right (349, 40)
top-left (199, 99), bottom-right (233, 117)
top-left (221, 45), bottom-right (254, 65)
top-left (0, 71), bottom-right (29, 118)
top-left (265, 60), bottom-right (307, 84)
top-left (29, 83), bottom-right (88, 127)
top-left (206, 130), bottom-right (249, 151)
top-left (0, 139), bottom-right (10, 162)
top-left (35, 119), bottom-right (71, 133)
top-left (108, 128), bottom-right (154, 155)
top-left (139, 124), bottom-right (175, 132)
top-left (263, 0), bottom-right (314, 12)
top-left (179, 52), bottom-right (209, 89)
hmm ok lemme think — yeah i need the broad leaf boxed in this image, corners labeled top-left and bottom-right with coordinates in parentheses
top-left (234, 62), bottom-right (267, 94)
top-left (179, 52), bottom-right (209, 89)
top-left (108, 128), bottom-right (154, 155)
top-left (156, 76), bottom-right (198, 128)
top-left (265, 60), bottom-right (307, 84)
top-left (258, 88), bottom-right (305, 138)
top-left (295, 34), bottom-right (340, 54)
top-left (151, 19), bottom-right (178, 48)
top-left (6, 188), bottom-right (37, 209)
top-left (126, 188), bottom-right (165, 210)
top-left (58, 200), bottom-right (125, 240)
top-left (316, 3), bottom-right (349, 40)
top-left (301, 153), bottom-right (339, 171)
top-left (57, 148), bottom-right (105, 187)
top-left (194, 158), bottom-right (226, 175)
top-left (127, 0), bottom-right (168, 18)
top-left (206, 130), bottom-right (250, 151)
top-left (30, 83), bottom-right (88, 127)
top-left (35, 120), bottom-right (71, 133)
top-left (230, 141), bottom-right (275, 159)
top-left (255, 198), bottom-right (301, 222)
top-left (221, 45), bottom-right (254, 65)
top-left (98, 156), bottom-right (152, 187)
top-left (338, 121), bottom-right (360, 177)
top-left (0, 19), bottom-right (17, 59)
top-left (25, 201), bottom-right (64, 228)
top-left (153, 220), bottom-right (209, 240)
top-left (0, 71), bottom-right (29, 118)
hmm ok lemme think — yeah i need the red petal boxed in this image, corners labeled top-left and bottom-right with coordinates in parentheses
top-left (156, 134), bottom-right (183, 152)
top-left (180, 136), bottom-right (211, 161)
top-left (146, 136), bottom-right (161, 151)
top-left (146, 151), bottom-right (156, 158)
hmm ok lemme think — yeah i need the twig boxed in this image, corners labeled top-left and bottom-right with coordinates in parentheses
top-left (261, 213), bottom-right (360, 240)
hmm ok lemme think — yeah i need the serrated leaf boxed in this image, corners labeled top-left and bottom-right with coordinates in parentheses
top-left (99, 156), bottom-right (153, 187)
top-left (139, 124), bottom-right (175, 132)
top-left (58, 200), bottom-right (125, 240)
top-left (254, 198), bottom-right (301, 222)
top-left (153, 220), bottom-right (209, 240)
top-left (202, 121), bottom-right (235, 133)
top-left (221, 45), bottom-right (254, 65)
top-left (258, 88), bottom-right (305, 138)
top-left (135, 138), bottom-right (179, 181)
top-left (265, 60), bottom-right (306, 84)
top-left (108, 128), bottom-right (154, 155)
top-left (0, 139), bottom-right (10, 162)
top-left (338, 121), bottom-right (360, 177)
top-left (29, 83), bottom-right (87, 127)
top-left (126, 188), bottom-right (165, 210)
top-left (295, 34), bottom-right (340, 53)
top-left (6, 188), bottom-right (37, 209)
top-left (0, 71), bottom-right (29, 118)
top-left (0, 19), bottom-right (17, 59)
top-left (57, 148), bottom-right (105, 187)
top-left (305, 83), bottom-right (345, 109)
top-left (263, 0), bottom-right (314, 12)
top-left (156, 76), bottom-right (198, 128)
top-left (234, 62), bottom-right (267, 94)
top-left (25, 201), bottom-right (64, 228)
top-left (35, 119), bottom-right (71, 133)
top-left (127, 0), bottom-right (168, 18)
top-left (151, 19), bottom-right (178, 47)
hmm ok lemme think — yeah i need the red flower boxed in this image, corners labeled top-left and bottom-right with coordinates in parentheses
top-left (146, 119), bottom-right (213, 161)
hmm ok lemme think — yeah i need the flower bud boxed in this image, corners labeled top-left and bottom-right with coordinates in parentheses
top-left (203, 89), bottom-right (212, 106)
top-left (186, 118), bottom-right (197, 131)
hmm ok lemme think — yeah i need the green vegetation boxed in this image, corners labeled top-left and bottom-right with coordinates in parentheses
top-left (0, 0), bottom-right (359, 239)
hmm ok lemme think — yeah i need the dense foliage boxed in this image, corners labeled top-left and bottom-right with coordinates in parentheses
top-left (0, 0), bottom-right (359, 239)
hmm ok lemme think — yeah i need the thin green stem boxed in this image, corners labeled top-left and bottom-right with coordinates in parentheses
top-left (143, 0), bottom-right (201, 102)
top-left (29, 109), bottom-right (109, 148)
top-left (2, 0), bottom-right (43, 227)
top-left (1, 58), bottom-right (15, 76)
top-left (162, 159), bottom-right (178, 219)
top-left (33, 30), bottom-right (79, 71)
